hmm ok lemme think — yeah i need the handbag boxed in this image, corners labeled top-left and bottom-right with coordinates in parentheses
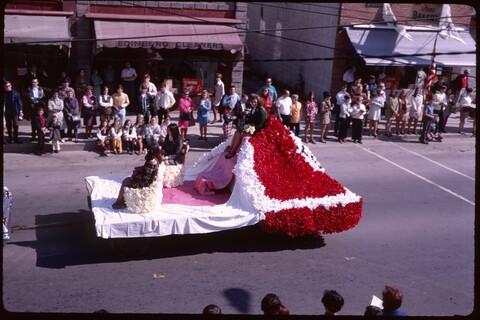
top-left (179, 112), bottom-right (191, 121)
top-left (188, 112), bottom-right (196, 127)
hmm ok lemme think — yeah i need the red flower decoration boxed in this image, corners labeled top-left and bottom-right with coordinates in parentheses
top-left (250, 119), bottom-right (345, 200)
top-left (250, 118), bottom-right (362, 237)
top-left (263, 200), bottom-right (363, 237)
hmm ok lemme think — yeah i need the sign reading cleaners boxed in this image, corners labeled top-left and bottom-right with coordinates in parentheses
top-left (116, 40), bottom-right (224, 50)
top-left (412, 4), bottom-right (443, 25)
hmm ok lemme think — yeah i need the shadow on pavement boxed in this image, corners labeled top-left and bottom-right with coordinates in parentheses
top-left (8, 210), bottom-right (325, 269)
top-left (223, 288), bottom-right (252, 314)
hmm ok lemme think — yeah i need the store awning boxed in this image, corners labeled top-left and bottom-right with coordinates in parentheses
top-left (4, 14), bottom-right (71, 46)
top-left (345, 26), bottom-right (476, 67)
top-left (93, 20), bottom-right (244, 52)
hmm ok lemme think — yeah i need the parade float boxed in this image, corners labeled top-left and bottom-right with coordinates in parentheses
top-left (85, 118), bottom-right (362, 240)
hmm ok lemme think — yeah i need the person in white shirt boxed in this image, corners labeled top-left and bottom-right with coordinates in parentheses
top-left (98, 86), bottom-right (113, 122)
top-left (337, 94), bottom-right (352, 143)
top-left (120, 61), bottom-right (137, 102)
top-left (212, 73), bottom-right (225, 123)
top-left (367, 89), bottom-right (385, 137)
top-left (350, 96), bottom-right (366, 143)
top-left (407, 88), bottom-right (424, 135)
top-left (155, 83), bottom-right (176, 122)
top-left (458, 87), bottom-right (474, 135)
top-left (431, 85), bottom-right (448, 133)
top-left (122, 119), bottom-right (137, 155)
top-left (334, 83), bottom-right (349, 135)
top-left (276, 90), bottom-right (293, 127)
top-left (138, 73), bottom-right (157, 98)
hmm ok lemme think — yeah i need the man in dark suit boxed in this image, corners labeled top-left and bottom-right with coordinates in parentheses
top-left (26, 78), bottom-right (46, 140)
top-left (4, 81), bottom-right (24, 143)
top-left (137, 85), bottom-right (156, 124)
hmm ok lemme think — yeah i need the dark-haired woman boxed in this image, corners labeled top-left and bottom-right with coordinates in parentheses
top-left (162, 123), bottom-right (184, 165)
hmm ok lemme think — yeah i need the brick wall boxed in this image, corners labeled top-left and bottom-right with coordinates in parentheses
top-left (69, 1), bottom-right (247, 87)
top-left (339, 3), bottom-right (475, 29)
top-left (330, 3), bottom-right (477, 94)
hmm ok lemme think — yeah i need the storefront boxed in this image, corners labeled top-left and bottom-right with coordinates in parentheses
top-left (3, 10), bottom-right (72, 93)
top-left (343, 25), bottom-right (476, 94)
top-left (87, 16), bottom-right (244, 97)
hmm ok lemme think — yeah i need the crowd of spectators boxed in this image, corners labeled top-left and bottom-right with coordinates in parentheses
top-left (3, 62), bottom-right (476, 156)
top-left (201, 284), bottom-right (406, 316)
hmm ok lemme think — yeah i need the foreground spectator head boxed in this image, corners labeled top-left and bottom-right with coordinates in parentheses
top-left (382, 285), bottom-right (403, 313)
top-left (4, 81), bottom-right (12, 91)
top-left (202, 304), bottom-right (222, 315)
top-left (321, 290), bottom-right (344, 315)
top-left (261, 293), bottom-right (284, 315)
top-left (364, 305), bottom-right (382, 317)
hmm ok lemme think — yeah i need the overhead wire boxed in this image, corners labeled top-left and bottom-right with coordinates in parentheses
top-left (4, 1), bottom-right (475, 68)
top-left (302, 2), bottom-right (472, 27)
top-left (250, 2), bottom-right (475, 27)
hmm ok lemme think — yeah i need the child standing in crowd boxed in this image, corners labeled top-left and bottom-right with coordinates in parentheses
top-left (122, 119), bottom-right (137, 155)
top-left (110, 118), bottom-right (123, 154)
top-left (50, 114), bottom-right (62, 153)
top-left (33, 107), bottom-right (48, 155)
top-left (289, 94), bottom-right (302, 136)
top-left (385, 91), bottom-right (400, 137)
top-left (319, 91), bottom-right (333, 143)
top-left (304, 91), bottom-right (318, 143)
top-left (96, 119), bottom-right (111, 156)
top-left (419, 97), bottom-right (434, 144)
top-left (222, 104), bottom-right (234, 141)
top-left (351, 96), bottom-right (366, 144)
top-left (197, 90), bottom-right (211, 141)
top-left (159, 115), bottom-right (172, 145)
top-left (397, 90), bottom-right (408, 135)
top-left (321, 290), bottom-right (344, 316)
top-left (134, 114), bottom-right (146, 155)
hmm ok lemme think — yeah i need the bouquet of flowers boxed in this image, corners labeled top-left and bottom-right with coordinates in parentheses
top-left (243, 124), bottom-right (256, 135)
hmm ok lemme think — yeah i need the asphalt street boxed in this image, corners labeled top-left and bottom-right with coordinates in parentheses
top-left (2, 112), bottom-right (475, 316)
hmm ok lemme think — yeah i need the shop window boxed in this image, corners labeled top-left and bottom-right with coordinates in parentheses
top-left (259, 18), bottom-right (266, 34)
top-left (366, 4), bottom-right (383, 8)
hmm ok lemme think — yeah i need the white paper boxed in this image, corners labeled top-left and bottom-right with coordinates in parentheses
top-left (370, 295), bottom-right (383, 309)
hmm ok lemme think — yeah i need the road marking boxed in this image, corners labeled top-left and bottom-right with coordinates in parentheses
top-left (357, 145), bottom-right (475, 206)
top-left (384, 141), bottom-right (475, 181)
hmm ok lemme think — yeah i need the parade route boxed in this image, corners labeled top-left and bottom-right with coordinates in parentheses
top-left (3, 114), bottom-right (475, 316)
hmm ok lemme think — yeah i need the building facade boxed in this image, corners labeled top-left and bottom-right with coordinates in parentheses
top-left (4, 1), bottom-right (248, 96)
top-left (246, 2), bottom-right (340, 99)
top-left (331, 3), bottom-right (476, 94)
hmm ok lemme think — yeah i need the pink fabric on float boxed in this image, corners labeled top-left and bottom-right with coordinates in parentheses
top-left (194, 152), bottom-right (237, 195)
top-left (162, 181), bottom-right (230, 206)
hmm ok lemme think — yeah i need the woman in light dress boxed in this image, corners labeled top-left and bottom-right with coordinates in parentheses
top-left (367, 89), bottom-right (385, 137)
top-left (407, 88), bottom-right (424, 135)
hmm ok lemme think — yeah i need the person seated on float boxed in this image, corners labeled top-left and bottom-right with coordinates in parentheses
top-left (225, 94), bottom-right (267, 159)
top-left (112, 145), bottom-right (163, 209)
top-left (162, 123), bottom-right (188, 165)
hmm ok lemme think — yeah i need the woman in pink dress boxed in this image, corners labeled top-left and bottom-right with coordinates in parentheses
top-left (177, 90), bottom-right (193, 141)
